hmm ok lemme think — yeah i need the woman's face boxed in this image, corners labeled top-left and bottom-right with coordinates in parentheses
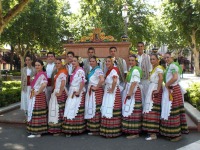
top-left (35, 62), bottom-right (43, 72)
top-left (129, 56), bottom-right (136, 67)
top-left (56, 60), bottom-right (63, 70)
top-left (90, 58), bottom-right (97, 68)
top-left (150, 55), bottom-right (159, 66)
top-left (106, 58), bottom-right (113, 69)
top-left (25, 57), bottom-right (32, 66)
top-left (72, 57), bottom-right (79, 68)
top-left (164, 54), bottom-right (173, 64)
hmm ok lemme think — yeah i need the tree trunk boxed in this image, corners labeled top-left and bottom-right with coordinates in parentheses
top-left (10, 45), bottom-right (14, 71)
top-left (0, 0), bottom-right (30, 34)
top-left (19, 55), bottom-right (25, 70)
top-left (191, 30), bottom-right (200, 76)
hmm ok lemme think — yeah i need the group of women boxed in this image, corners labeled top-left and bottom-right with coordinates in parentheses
top-left (23, 52), bottom-right (188, 141)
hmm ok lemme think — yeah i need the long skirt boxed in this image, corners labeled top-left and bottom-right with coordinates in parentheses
top-left (21, 86), bottom-right (31, 111)
top-left (160, 85), bottom-right (189, 137)
top-left (48, 91), bottom-right (67, 134)
top-left (122, 88), bottom-right (142, 134)
top-left (86, 87), bottom-right (104, 132)
top-left (27, 92), bottom-right (48, 134)
top-left (142, 89), bottom-right (162, 133)
top-left (100, 88), bottom-right (122, 138)
top-left (62, 92), bottom-right (86, 134)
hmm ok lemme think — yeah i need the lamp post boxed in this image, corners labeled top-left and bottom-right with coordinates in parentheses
top-left (121, 2), bottom-right (129, 41)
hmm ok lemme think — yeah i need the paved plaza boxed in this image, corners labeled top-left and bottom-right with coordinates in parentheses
top-left (0, 73), bottom-right (200, 150)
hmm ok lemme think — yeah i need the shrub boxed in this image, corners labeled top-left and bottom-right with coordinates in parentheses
top-left (0, 81), bottom-right (21, 107)
top-left (186, 82), bottom-right (200, 111)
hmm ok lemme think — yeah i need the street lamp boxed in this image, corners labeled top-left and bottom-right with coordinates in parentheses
top-left (121, 2), bottom-right (129, 41)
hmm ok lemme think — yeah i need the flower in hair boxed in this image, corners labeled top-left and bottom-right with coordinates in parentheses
top-left (78, 57), bottom-right (83, 63)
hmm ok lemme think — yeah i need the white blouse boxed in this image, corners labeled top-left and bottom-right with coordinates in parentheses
top-left (54, 73), bottom-right (67, 90)
top-left (105, 69), bottom-right (119, 86)
top-left (150, 68), bottom-right (163, 84)
top-left (89, 68), bottom-right (104, 85)
top-left (166, 64), bottom-right (180, 85)
top-left (33, 74), bottom-right (48, 91)
top-left (71, 69), bottom-right (86, 87)
top-left (129, 68), bottom-right (141, 83)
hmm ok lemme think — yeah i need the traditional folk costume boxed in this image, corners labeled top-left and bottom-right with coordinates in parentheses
top-left (160, 62), bottom-right (189, 139)
top-left (46, 63), bottom-right (56, 104)
top-left (122, 66), bottom-right (143, 135)
top-left (142, 65), bottom-right (164, 134)
top-left (103, 57), bottom-right (127, 91)
top-left (48, 69), bottom-right (68, 134)
top-left (27, 72), bottom-right (48, 135)
top-left (137, 53), bottom-right (152, 106)
top-left (62, 67), bottom-right (86, 134)
top-left (21, 66), bottom-right (35, 113)
top-left (85, 66), bottom-right (104, 133)
top-left (100, 67), bottom-right (122, 138)
top-left (65, 63), bottom-right (73, 90)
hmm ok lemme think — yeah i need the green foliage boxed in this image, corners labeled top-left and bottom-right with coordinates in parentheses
top-left (186, 82), bottom-right (200, 111)
top-left (0, 81), bottom-right (21, 107)
top-left (1, 0), bottom-right (71, 58)
top-left (70, 0), bottom-right (153, 47)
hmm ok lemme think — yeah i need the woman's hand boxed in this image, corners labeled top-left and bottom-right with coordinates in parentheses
top-left (107, 88), bottom-right (114, 93)
top-left (55, 92), bottom-right (62, 97)
top-left (91, 86), bottom-right (99, 91)
top-left (75, 91), bottom-right (80, 97)
top-left (34, 91), bottom-right (39, 96)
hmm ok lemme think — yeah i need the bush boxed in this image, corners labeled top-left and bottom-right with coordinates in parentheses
top-left (0, 81), bottom-right (21, 107)
top-left (186, 82), bottom-right (200, 111)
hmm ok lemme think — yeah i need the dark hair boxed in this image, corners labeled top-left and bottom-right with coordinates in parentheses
top-left (109, 47), bottom-right (117, 51)
top-left (73, 56), bottom-right (84, 68)
top-left (165, 52), bottom-right (171, 55)
top-left (35, 59), bottom-right (46, 71)
top-left (47, 52), bottom-right (55, 57)
top-left (106, 56), bottom-right (115, 65)
top-left (88, 47), bottom-right (95, 53)
top-left (129, 54), bottom-right (138, 65)
top-left (137, 42), bottom-right (144, 46)
top-left (25, 55), bottom-right (32, 61)
top-left (67, 51), bottom-right (75, 57)
top-left (150, 54), bottom-right (162, 65)
top-left (56, 58), bottom-right (62, 62)
top-left (89, 56), bottom-right (100, 66)
top-left (150, 54), bottom-right (159, 60)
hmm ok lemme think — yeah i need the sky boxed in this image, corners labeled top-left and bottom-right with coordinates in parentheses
top-left (68, 0), bottom-right (162, 13)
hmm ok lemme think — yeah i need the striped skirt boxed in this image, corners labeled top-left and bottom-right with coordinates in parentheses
top-left (122, 88), bottom-right (142, 134)
top-left (48, 91), bottom-right (67, 134)
top-left (27, 92), bottom-right (48, 134)
top-left (160, 85), bottom-right (189, 137)
top-left (62, 92), bottom-right (86, 134)
top-left (142, 89), bottom-right (162, 133)
top-left (100, 87), bottom-right (122, 138)
top-left (86, 87), bottom-right (104, 132)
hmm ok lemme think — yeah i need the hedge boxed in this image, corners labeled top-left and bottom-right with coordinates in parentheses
top-left (0, 81), bottom-right (21, 107)
top-left (185, 82), bottom-right (200, 111)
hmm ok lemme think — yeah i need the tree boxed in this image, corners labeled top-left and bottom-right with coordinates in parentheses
top-left (0, 0), bottom-right (30, 33)
top-left (1, 0), bottom-right (71, 69)
top-left (162, 0), bottom-right (200, 76)
top-left (69, 0), bottom-right (153, 47)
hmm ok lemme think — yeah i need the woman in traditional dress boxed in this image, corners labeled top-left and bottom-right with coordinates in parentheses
top-left (27, 60), bottom-right (48, 138)
top-left (85, 56), bottom-right (104, 135)
top-left (142, 54), bottom-right (164, 140)
top-left (21, 55), bottom-right (35, 116)
top-left (100, 56), bottom-right (122, 138)
top-left (48, 59), bottom-right (68, 135)
top-left (62, 56), bottom-right (86, 137)
top-left (122, 55), bottom-right (143, 139)
top-left (160, 52), bottom-right (189, 142)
